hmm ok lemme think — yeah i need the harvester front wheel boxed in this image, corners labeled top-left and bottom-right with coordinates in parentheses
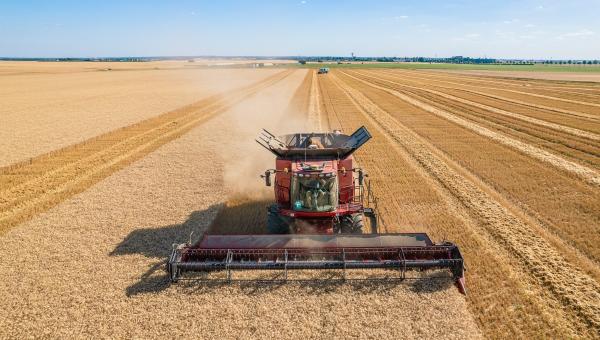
top-left (340, 213), bottom-right (364, 234)
top-left (267, 204), bottom-right (290, 234)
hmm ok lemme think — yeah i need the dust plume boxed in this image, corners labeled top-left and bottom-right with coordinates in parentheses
top-left (219, 70), bottom-right (307, 197)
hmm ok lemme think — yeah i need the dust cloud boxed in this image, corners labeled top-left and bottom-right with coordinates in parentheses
top-left (218, 70), bottom-right (308, 198)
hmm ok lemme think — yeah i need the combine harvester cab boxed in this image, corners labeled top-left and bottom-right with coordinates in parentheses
top-left (168, 127), bottom-right (466, 294)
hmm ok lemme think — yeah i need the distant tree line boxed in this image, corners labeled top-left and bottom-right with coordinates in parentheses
top-left (1, 55), bottom-right (598, 65)
top-left (539, 60), bottom-right (599, 65)
top-left (294, 56), bottom-right (600, 65)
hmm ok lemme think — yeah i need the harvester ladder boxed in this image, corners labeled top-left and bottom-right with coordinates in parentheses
top-left (226, 250), bottom-right (233, 282)
top-left (342, 249), bottom-right (347, 281)
top-left (399, 248), bottom-right (406, 280)
top-left (284, 250), bottom-right (289, 281)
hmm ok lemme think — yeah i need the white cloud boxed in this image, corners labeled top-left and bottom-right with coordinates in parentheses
top-left (503, 18), bottom-right (520, 24)
top-left (536, 5), bottom-right (544, 10)
top-left (416, 23), bottom-right (431, 32)
top-left (300, 0), bottom-right (307, 4)
top-left (454, 33), bottom-right (481, 41)
top-left (494, 30), bottom-right (516, 40)
top-left (394, 15), bottom-right (409, 20)
top-left (557, 29), bottom-right (595, 39)
top-left (524, 24), bottom-right (535, 28)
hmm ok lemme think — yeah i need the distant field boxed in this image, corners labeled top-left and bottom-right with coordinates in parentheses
top-left (287, 62), bottom-right (600, 73)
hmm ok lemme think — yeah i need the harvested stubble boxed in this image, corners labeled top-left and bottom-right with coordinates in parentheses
top-left (0, 70), bottom-right (294, 236)
top-left (345, 70), bottom-right (600, 180)
top-left (362, 70), bottom-right (600, 167)
top-left (0, 65), bottom-right (281, 166)
top-left (429, 68), bottom-right (600, 84)
top-left (316, 71), bottom-right (600, 338)
top-left (0, 73), bottom-right (482, 339)
top-left (388, 69), bottom-right (600, 108)
top-left (372, 70), bottom-right (600, 133)
top-left (338, 70), bottom-right (600, 267)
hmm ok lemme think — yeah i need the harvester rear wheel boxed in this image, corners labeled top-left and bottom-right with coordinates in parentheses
top-left (267, 204), bottom-right (290, 234)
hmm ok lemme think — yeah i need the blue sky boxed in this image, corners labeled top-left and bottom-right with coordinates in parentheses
top-left (0, 0), bottom-right (598, 59)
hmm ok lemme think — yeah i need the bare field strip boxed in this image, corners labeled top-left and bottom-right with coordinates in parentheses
top-left (321, 72), bottom-right (600, 338)
top-left (0, 69), bottom-right (483, 339)
top-left (318, 73), bottom-right (595, 338)
top-left (0, 67), bottom-right (280, 166)
top-left (0, 70), bottom-right (294, 236)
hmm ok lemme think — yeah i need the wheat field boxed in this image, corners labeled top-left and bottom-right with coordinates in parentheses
top-left (0, 65), bottom-right (483, 339)
top-left (1, 62), bottom-right (599, 338)
top-left (317, 69), bottom-right (600, 338)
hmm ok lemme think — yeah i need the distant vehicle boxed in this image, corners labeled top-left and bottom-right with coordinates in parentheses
top-left (318, 67), bottom-right (329, 74)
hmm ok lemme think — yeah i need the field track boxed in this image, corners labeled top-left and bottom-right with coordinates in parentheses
top-left (315, 70), bottom-right (600, 338)
top-left (0, 70), bottom-right (294, 235)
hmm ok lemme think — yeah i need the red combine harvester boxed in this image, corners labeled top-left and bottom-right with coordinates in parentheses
top-left (260, 127), bottom-right (377, 234)
top-left (168, 127), bottom-right (466, 294)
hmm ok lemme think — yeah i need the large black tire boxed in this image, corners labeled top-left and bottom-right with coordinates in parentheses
top-left (267, 204), bottom-right (290, 234)
top-left (340, 213), bottom-right (364, 234)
